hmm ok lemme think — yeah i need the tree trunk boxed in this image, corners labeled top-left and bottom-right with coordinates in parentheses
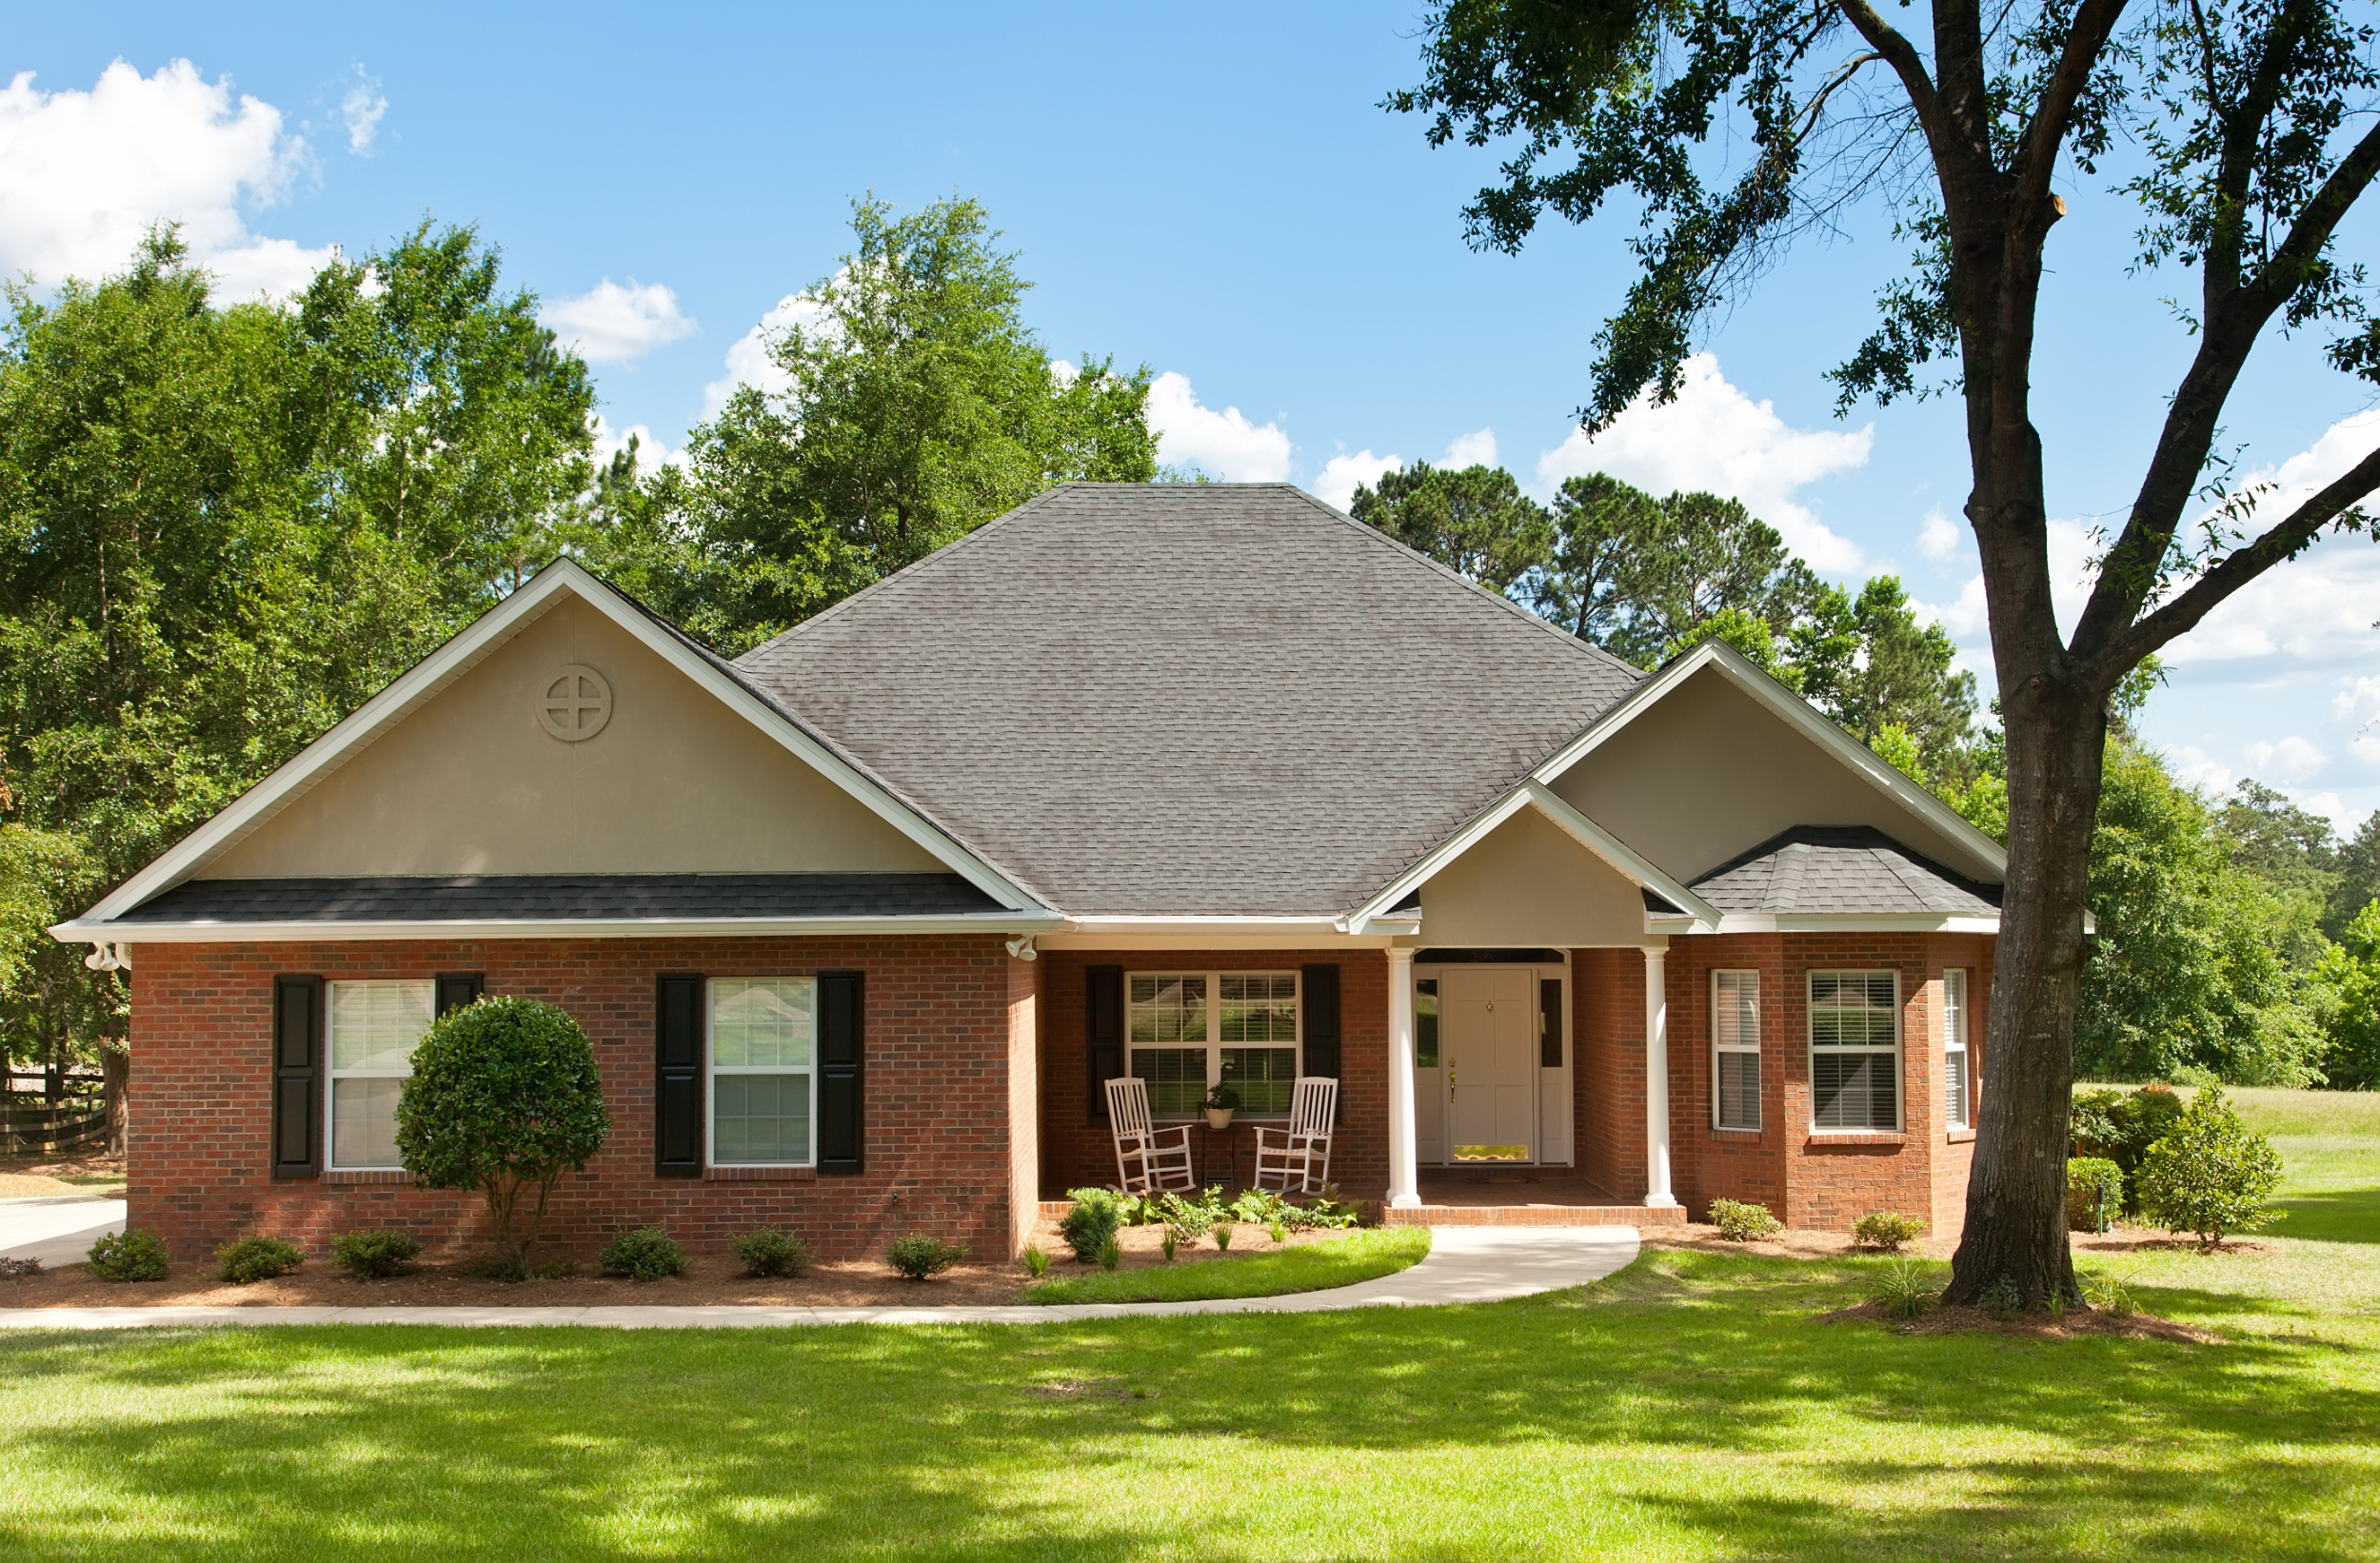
top-left (1946, 669), bottom-right (2106, 1307)
top-left (101, 1045), bottom-right (130, 1160)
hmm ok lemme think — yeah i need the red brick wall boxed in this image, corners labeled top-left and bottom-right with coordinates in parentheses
top-left (1660, 935), bottom-right (1792, 1217)
top-left (125, 935), bottom-right (1025, 1262)
top-left (1572, 947), bottom-right (1648, 1200)
top-left (1034, 949), bottom-right (1389, 1199)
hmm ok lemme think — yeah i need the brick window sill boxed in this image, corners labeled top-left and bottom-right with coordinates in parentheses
top-left (323, 1169), bottom-right (410, 1185)
top-left (704, 1166), bottom-right (820, 1182)
top-left (1805, 1133), bottom-right (1907, 1148)
top-left (1708, 1128), bottom-right (1767, 1141)
top-left (1946, 1130), bottom-right (1977, 1144)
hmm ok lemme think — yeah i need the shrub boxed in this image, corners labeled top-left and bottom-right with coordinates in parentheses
top-left (1708, 1197), bottom-right (1782, 1240)
top-left (1869, 1257), bottom-right (1940, 1318)
top-left (600, 1226), bottom-right (690, 1281)
top-left (1231, 1189), bottom-right (1286, 1225)
top-left (1060, 1188), bottom-right (1124, 1262)
top-left (1281, 1192), bottom-right (1360, 1231)
top-left (214, 1235), bottom-right (304, 1283)
top-left (1097, 1234), bottom-right (1121, 1271)
top-left (331, 1231), bottom-right (423, 1279)
top-left (1021, 1244), bottom-right (1050, 1278)
top-left (2067, 1157), bottom-right (2126, 1232)
top-left (2137, 1084), bottom-right (2286, 1249)
top-left (528, 1257), bottom-right (580, 1280)
top-left (734, 1228), bottom-right (812, 1278)
top-left (886, 1235), bottom-right (967, 1281)
top-left (1851, 1211), bottom-right (1922, 1252)
top-left (0, 1256), bottom-right (43, 1277)
top-left (1157, 1186), bottom-right (1222, 1242)
top-left (394, 995), bottom-right (611, 1277)
top-left (2073, 1085), bottom-right (2185, 1209)
top-left (87, 1228), bottom-right (169, 1281)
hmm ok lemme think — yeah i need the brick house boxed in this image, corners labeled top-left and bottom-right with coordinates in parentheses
top-left (55, 485), bottom-right (2005, 1259)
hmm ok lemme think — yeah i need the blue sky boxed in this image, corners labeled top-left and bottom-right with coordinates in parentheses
top-left (5, 1), bottom-right (2375, 829)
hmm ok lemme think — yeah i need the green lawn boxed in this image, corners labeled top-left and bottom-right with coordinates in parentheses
top-left (4, 1094), bottom-right (2375, 1560)
top-left (1024, 1227), bottom-right (1428, 1304)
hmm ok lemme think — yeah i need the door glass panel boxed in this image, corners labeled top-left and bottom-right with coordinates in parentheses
top-left (1415, 979), bottom-right (1438, 1067)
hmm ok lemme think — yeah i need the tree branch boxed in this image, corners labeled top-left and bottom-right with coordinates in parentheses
top-left (2013, 0), bottom-right (2132, 225)
top-left (1834, 0), bottom-right (1948, 145)
top-left (2089, 442), bottom-right (2380, 679)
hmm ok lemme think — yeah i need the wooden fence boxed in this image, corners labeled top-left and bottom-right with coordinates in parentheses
top-left (2, 1076), bottom-right (109, 1157)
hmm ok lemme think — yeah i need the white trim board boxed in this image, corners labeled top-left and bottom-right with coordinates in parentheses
top-left (54, 561), bottom-right (1054, 940)
top-left (57, 914), bottom-right (1065, 944)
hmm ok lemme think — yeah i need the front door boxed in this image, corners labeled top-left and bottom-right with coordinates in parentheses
top-left (1441, 965), bottom-right (1537, 1162)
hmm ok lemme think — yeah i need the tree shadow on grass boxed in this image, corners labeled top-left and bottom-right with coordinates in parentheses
top-left (2269, 1188), bottom-right (2380, 1245)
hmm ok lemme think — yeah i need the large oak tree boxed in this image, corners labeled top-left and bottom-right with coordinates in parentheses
top-left (1393, 0), bottom-right (2380, 1305)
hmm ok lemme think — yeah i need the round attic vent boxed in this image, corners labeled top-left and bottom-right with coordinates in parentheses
top-left (537, 664), bottom-right (613, 742)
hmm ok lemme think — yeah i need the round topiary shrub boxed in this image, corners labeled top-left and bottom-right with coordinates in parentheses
top-left (885, 1235), bottom-right (968, 1281)
top-left (214, 1235), bottom-right (305, 1283)
top-left (600, 1225), bottom-right (690, 1281)
top-left (1851, 1211), bottom-right (1923, 1252)
top-left (1059, 1187), bottom-right (1122, 1263)
top-left (331, 1230), bottom-right (424, 1280)
top-left (733, 1227), bottom-right (812, 1278)
top-left (87, 1228), bottom-right (170, 1282)
top-left (393, 996), bottom-right (611, 1278)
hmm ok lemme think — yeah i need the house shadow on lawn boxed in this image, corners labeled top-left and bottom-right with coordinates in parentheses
top-left (2269, 1186), bottom-right (2380, 1244)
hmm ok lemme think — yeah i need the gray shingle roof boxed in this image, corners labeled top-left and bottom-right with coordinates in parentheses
top-left (733, 484), bottom-right (1646, 917)
top-left (115, 874), bottom-right (1000, 924)
top-left (1689, 827), bottom-right (2003, 917)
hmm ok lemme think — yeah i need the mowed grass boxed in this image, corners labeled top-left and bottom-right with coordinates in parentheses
top-left (1024, 1227), bottom-right (1429, 1304)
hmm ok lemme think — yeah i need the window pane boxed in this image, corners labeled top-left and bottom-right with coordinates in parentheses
top-left (1220, 973), bottom-right (1295, 1044)
top-left (713, 1072), bottom-right (811, 1164)
top-left (329, 981), bottom-right (433, 1072)
top-left (1716, 1050), bottom-right (1760, 1130)
top-left (1715, 972), bottom-right (1758, 1051)
top-left (1130, 1048), bottom-right (1206, 1117)
top-left (1222, 1047), bottom-right (1298, 1114)
top-left (1415, 980), bottom-right (1439, 1069)
top-left (332, 1077), bottom-right (406, 1168)
top-left (712, 979), bottom-right (812, 1069)
top-left (1944, 1047), bottom-right (1971, 1129)
top-left (1813, 1050), bottom-right (1897, 1130)
top-left (1129, 975), bottom-right (1205, 1046)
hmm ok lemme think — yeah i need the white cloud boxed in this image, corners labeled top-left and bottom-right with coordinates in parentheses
top-left (1311, 449), bottom-right (1400, 512)
top-left (1443, 427), bottom-right (1497, 467)
top-left (339, 74), bottom-right (387, 154)
top-left (1535, 352), bottom-right (1874, 575)
top-left (0, 60), bottom-right (329, 300)
top-left (2242, 735), bottom-right (2327, 782)
top-left (700, 290), bottom-right (830, 419)
top-left (2168, 745), bottom-right (2236, 795)
top-left (588, 414), bottom-right (682, 474)
top-left (1147, 371), bottom-right (1293, 482)
top-left (1917, 507), bottom-right (1964, 563)
top-left (541, 278), bottom-right (697, 365)
top-left (2335, 675), bottom-right (2380, 730)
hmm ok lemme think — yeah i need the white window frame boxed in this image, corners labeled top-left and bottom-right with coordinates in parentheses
top-left (1711, 969), bottom-right (1761, 1131)
top-left (1943, 968), bottom-right (1972, 1132)
top-left (1807, 970), bottom-right (1903, 1134)
top-left (1126, 969), bottom-right (1301, 1119)
top-left (705, 977), bottom-right (819, 1170)
top-left (324, 979), bottom-right (436, 1172)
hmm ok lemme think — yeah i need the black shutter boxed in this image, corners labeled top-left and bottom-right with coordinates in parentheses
top-left (818, 970), bottom-right (864, 1174)
top-left (655, 973), bottom-right (704, 1177)
top-left (271, 976), bottom-right (322, 1179)
top-left (1086, 965), bottom-right (1123, 1123)
top-left (435, 972), bottom-right (484, 1017)
top-left (1302, 963), bottom-right (1342, 1122)
top-left (1540, 977), bottom-right (1564, 1067)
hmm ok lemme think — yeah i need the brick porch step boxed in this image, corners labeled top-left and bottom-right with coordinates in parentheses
top-left (1378, 1202), bottom-right (1683, 1227)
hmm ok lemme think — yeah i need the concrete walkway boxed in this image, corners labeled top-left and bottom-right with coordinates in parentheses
top-left (0, 1194), bottom-right (126, 1270)
top-left (0, 1225), bottom-right (1639, 1330)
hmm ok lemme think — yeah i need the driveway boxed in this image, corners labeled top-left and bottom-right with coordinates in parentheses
top-left (0, 1195), bottom-right (126, 1269)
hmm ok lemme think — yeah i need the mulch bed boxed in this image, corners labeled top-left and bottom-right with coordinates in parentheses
top-left (0, 1216), bottom-right (1344, 1310)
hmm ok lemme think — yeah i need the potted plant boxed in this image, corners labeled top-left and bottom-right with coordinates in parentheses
top-left (1202, 1084), bottom-right (1240, 1130)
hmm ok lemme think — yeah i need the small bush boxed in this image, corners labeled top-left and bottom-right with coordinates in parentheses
top-left (528, 1257), bottom-right (580, 1280)
top-left (0, 1256), bottom-right (43, 1277)
top-left (886, 1235), bottom-right (967, 1281)
top-left (734, 1228), bottom-right (812, 1278)
top-left (214, 1235), bottom-right (305, 1283)
top-left (2080, 1270), bottom-right (2137, 1316)
top-left (1097, 1234), bottom-right (1121, 1271)
top-left (330, 1231), bottom-right (423, 1280)
top-left (1060, 1187), bottom-right (1124, 1262)
top-left (2067, 1157), bottom-right (2126, 1232)
top-left (87, 1228), bottom-right (170, 1281)
top-left (1232, 1189), bottom-right (1286, 1225)
top-left (2137, 1084), bottom-right (2286, 1249)
top-left (2072, 1085), bottom-right (2185, 1209)
top-left (1021, 1244), bottom-right (1050, 1278)
top-left (600, 1226), bottom-right (690, 1281)
top-left (1869, 1257), bottom-right (1940, 1318)
top-left (1158, 1186), bottom-right (1223, 1242)
top-left (1851, 1211), bottom-right (1922, 1252)
top-left (1708, 1197), bottom-right (1782, 1240)
top-left (1281, 1192), bottom-right (1360, 1231)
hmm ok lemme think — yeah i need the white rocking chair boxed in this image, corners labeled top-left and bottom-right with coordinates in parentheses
top-left (1253, 1076), bottom-right (1338, 1194)
top-left (1105, 1076), bottom-right (1198, 1195)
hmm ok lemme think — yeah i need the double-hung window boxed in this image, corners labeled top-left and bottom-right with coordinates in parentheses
top-left (710, 979), bottom-right (815, 1166)
top-left (1712, 971), bottom-right (1760, 1130)
top-left (326, 980), bottom-right (435, 1170)
top-left (1809, 972), bottom-right (1901, 1132)
top-left (1128, 971), bottom-right (1299, 1117)
top-left (1942, 969), bottom-right (1972, 1131)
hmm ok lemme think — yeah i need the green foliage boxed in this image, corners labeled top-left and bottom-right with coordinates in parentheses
top-left (2311, 901), bottom-right (2380, 1090)
top-left (2330, 815), bottom-right (2380, 940)
top-left (1021, 1244), bottom-right (1050, 1279)
top-left (1282, 1195), bottom-right (1362, 1231)
top-left (1230, 1188), bottom-right (1287, 1225)
top-left (1157, 1186), bottom-right (1224, 1242)
top-left (1851, 1212), bottom-right (1922, 1253)
top-left (885, 1235), bottom-right (968, 1282)
top-left (1868, 1257), bottom-right (1941, 1319)
top-left (1201, 1083), bottom-right (1240, 1113)
top-left (1351, 462), bottom-right (1553, 593)
top-left (2066, 1157), bottom-right (2126, 1233)
top-left (1708, 1197), bottom-right (1781, 1240)
top-left (330, 1231), bottom-right (423, 1280)
top-left (1160, 1227), bottom-right (1178, 1262)
top-left (393, 996), bottom-right (610, 1274)
top-left (213, 1236), bottom-right (304, 1284)
top-left (2219, 780), bottom-right (2341, 957)
top-left (601, 1226), bottom-right (690, 1281)
top-left (2137, 1087), bottom-right (2287, 1249)
top-left (1214, 1223), bottom-right (1235, 1252)
top-left (733, 1228), bottom-right (813, 1279)
top-left (2073, 1086), bottom-right (2187, 1210)
top-left (85, 1228), bottom-right (169, 1281)
top-left (1059, 1187), bottom-right (1124, 1262)
top-left (1097, 1235), bottom-right (1121, 1272)
top-left (1793, 578), bottom-right (1978, 785)
top-left (1024, 1227), bottom-right (1431, 1306)
top-left (2079, 1270), bottom-right (2138, 1317)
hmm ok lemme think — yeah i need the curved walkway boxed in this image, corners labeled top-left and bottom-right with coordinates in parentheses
top-left (0, 1226), bottom-right (1640, 1330)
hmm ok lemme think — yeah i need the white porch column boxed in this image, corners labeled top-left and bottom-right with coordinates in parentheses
top-left (1643, 943), bottom-right (1678, 1208)
top-left (1386, 945), bottom-right (1421, 1208)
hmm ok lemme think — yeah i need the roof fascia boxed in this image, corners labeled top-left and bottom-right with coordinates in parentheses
top-left (1529, 641), bottom-right (2011, 879)
top-left (59, 912), bottom-right (1065, 944)
top-left (68, 560), bottom-right (1050, 933)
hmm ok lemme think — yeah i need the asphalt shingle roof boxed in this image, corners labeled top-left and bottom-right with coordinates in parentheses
top-left (733, 484), bottom-right (1648, 917)
top-left (1688, 827), bottom-right (2003, 917)
top-left (114, 874), bottom-right (1000, 923)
